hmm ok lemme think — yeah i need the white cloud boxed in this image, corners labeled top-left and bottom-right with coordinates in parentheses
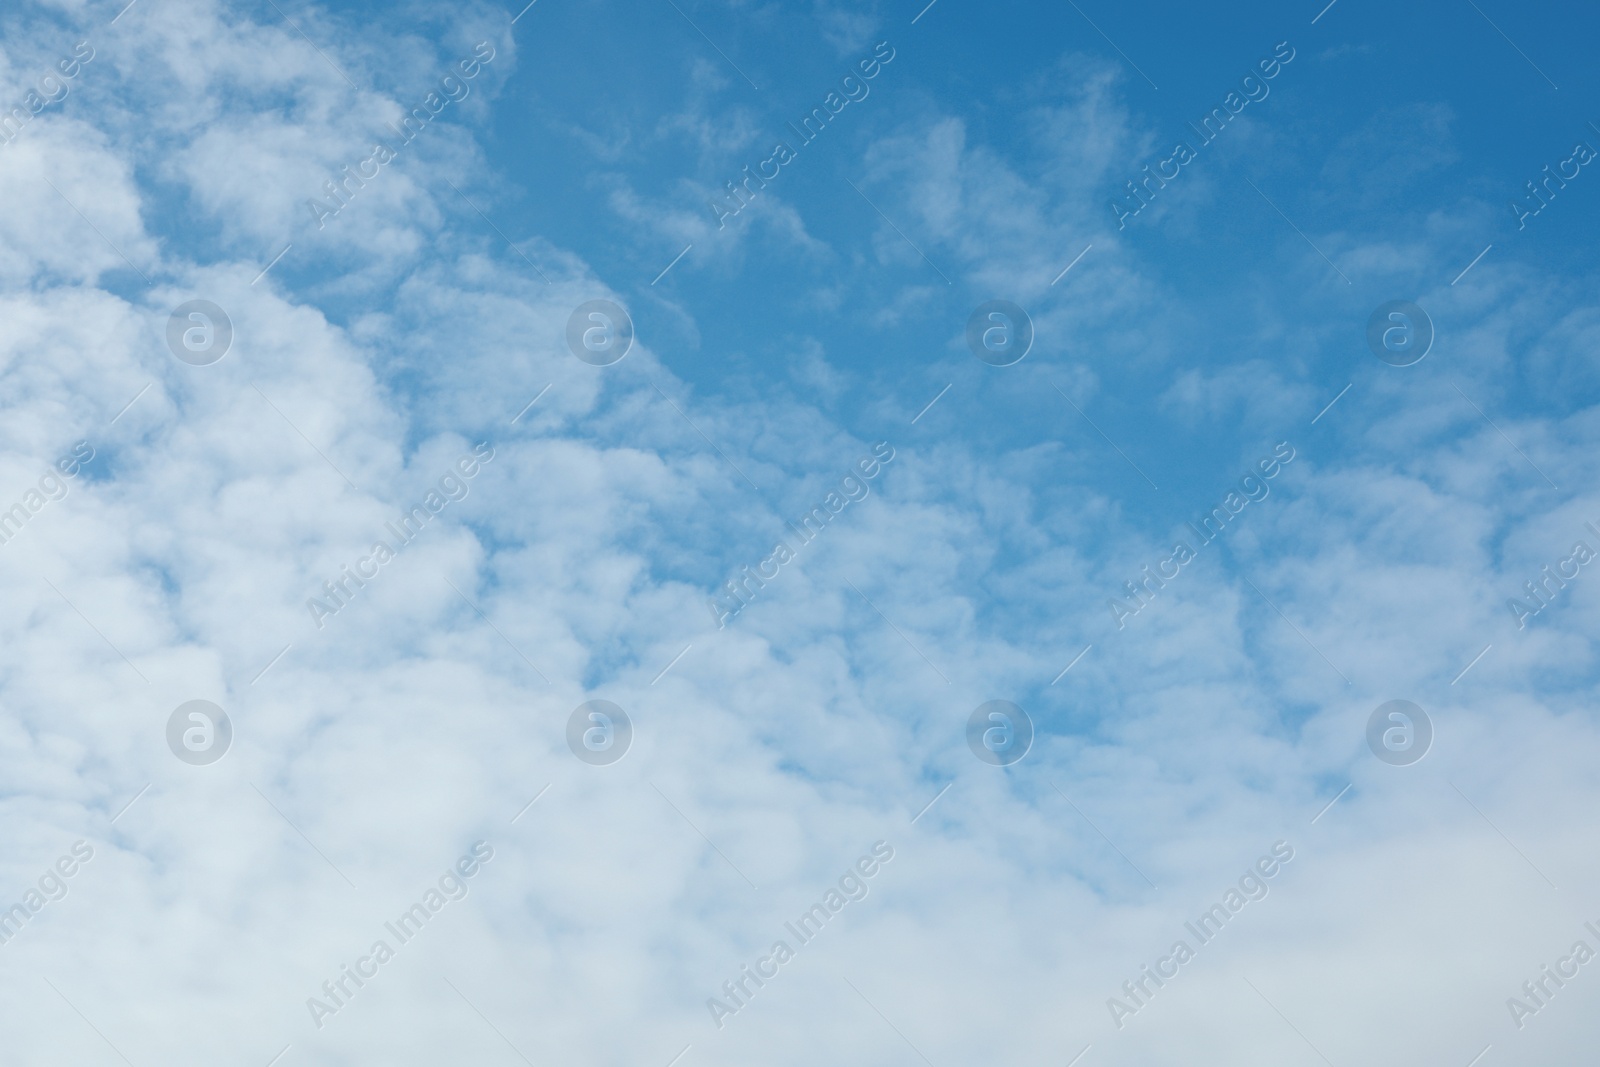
top-left (0, 2), bottom-right (1597, 1065)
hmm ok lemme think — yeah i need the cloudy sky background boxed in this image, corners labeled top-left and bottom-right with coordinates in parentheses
top-left (0, 0), bottom-right (1597, 1063)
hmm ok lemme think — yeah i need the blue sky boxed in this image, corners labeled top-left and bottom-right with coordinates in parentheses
top-left (0, 0), bottom-right (1598, 1064)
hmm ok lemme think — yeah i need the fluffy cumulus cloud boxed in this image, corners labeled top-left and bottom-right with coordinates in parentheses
top-left (0, 0), bottom-right (1597, 1064)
